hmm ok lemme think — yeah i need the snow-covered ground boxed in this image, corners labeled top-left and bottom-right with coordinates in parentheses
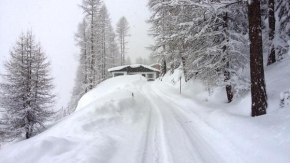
top-left (0, 58), bottom-right (289, 163)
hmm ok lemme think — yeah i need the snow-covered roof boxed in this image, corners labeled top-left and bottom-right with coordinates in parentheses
top-left (108, 64), bottom-right (159, 72)
top-left (149, 63), bottom-right (161, 67)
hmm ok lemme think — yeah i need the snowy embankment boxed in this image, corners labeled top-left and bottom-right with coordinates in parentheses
top-left (0, 59), bottom-right (289, 163)
top-left (0, 75), bottom-right (150, 163)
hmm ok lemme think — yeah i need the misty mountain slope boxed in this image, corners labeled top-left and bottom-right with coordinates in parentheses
top-left (0, 59), bottom-right (289, 163)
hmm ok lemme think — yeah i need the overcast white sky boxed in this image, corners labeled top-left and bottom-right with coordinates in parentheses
top-left (0, 0), bottom-right (154, 109)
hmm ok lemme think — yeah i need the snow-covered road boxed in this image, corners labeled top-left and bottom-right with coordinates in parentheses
top-left (137, 82), bottom-right (244, 163)
top-left (0, 74), bottom-right (289, 163)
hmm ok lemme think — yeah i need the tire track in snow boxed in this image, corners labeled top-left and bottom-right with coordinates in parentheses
top-left (140, 84), bottom-right (209, 163)
top-left (139, 84), bottom-right (173, 163)
top-left (149, 82), bottom-right (248, 163)
top-left (142, 84), bottom-right (206, 163)
top-left (149, 87), bottom-right (225, 162)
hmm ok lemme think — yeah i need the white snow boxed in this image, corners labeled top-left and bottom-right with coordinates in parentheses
top-left (108, 64), bottom-right (159, 72)
top-left (149, 63), bottom-right (161, 67)
top-left (75, 75), bottom-right (147, 111)
top-left (0, 59), bottom-right (289, 163)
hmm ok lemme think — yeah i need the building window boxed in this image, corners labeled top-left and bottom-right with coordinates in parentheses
top-left (147, 74), bottom-right (154, 78)
top-left (142, 74), bottom-right (146, 77)
top-left (114, 73), bottom-right (124, 77)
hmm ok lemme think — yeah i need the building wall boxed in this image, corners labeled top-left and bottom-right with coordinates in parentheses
top-left (111, 71), bottom-right (157, 81)
top-left (128, 72), bottom-right (157, 81)
top-left (112, 71), bottom-right (127, 77)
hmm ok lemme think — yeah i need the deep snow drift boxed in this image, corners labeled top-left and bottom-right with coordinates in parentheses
top-left (0, 59), bottom-right (289, 163)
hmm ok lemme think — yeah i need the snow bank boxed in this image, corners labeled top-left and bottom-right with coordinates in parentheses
top-left (0, 75), bottom-right (149, 163)
top-left (76, 75), bottom-right (147, 111)
top-left (0, 60), bottom-right (289, 163)
top-left (157, 58), bottom-right (290, 163)
top-left (162, 58), bottom-right (290, 115)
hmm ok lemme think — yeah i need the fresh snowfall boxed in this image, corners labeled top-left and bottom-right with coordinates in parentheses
top-left (0, 57), bottom-right (289, 163)
top-left (1, 0), bottom-right (290, 162)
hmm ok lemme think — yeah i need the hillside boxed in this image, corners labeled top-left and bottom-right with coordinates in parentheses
top-left (0, 58), bottom-right (289, 163)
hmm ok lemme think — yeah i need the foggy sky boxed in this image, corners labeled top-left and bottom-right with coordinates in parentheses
top-left (0, 0), bottom-right (154, 109)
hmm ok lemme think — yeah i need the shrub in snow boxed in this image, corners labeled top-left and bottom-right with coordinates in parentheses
top-left (171, 78), bottom-right (176, 85)
top-left (280, 89), bottom-right (290, 108)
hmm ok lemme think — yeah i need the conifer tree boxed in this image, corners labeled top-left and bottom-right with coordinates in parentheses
top-left (69, 1), bottom-right (121, 112)
top-left (267, 0), bottom-right (276, 65)
top-left (108, 25), bottom-right (120, 68)
top-left (0, 31), bottom-right (55, 141)
top-left (274, 0), bottom-right (290, 60)
top-left (98, 5), bottom-right (111, 81)
top-left (248, 0), bottom-right (267, 116)
top-left (116, 17), bottom-right (130, 65)
top-left (148, 0), bottom-right (172, 77)
top-left (75, 18), bottom-right (90, 93)
top-left (80, 0), bottom-right (102, 89)
top-left (148, 0), bottom-right (250, 100)
top-left (125, 56), bottom-right (132, 65)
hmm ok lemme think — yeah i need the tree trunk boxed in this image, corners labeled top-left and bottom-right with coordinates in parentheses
top-left (162, 59), bottom-right (167, 76)
top-left (90, 11), bottom-right (95, 90)
top-left (120, 35), bottom-right (124, 66)
top-left (102, 24), bottom-right (106, 81)
top-left (223, 11), bottom-right (233, 103)
top-left (248, 0), bottom-right (267, 117)
top-left (25, 113), bottom-right (31, 139)
top-left (26, 131), bottom-right (29, 139)
top-left (224, 62), bottom-right (233, 103)
top-left (84, 48), bottom-right (88, 93)
top-left (267, 0), bottom-right (276, 65)
top-left (181, 56), bottom-right (187, 81)
top-left (25, 124), bottom-right (32, 139)
top-left (123, 36), bottom-right (125, 65)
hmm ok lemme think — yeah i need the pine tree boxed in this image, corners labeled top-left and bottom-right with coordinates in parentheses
top-left (75, 18), bottom-right (90, 93)
top-left (135, 57), bottom-right (148, 65)
top-left (125, 56), bottom-right (132, 65)
top-left (148, 0), bottom-right (250, 100)
top-left (69, 62), bottom-right (86, 112)
top-left (69, 19), bottom-right (91, 112)
top-left (148, 0), bottom-right (173, 77)
top-left (107, 25), bottom-right (120, 68)
top-left (222, 10), bottom-right (233, 103)
top-left (262, 0), bottom-right (290, 64)
top-left (267, 0), bottom-right (276, 65)
top-left (0, 31), bottom-right (55, 141)
top-left (116, 17), bottom-right (130, 65)
top-left (98, 5), bottom-right (111, 81)
top-left (69, 1), bottom-right (121, 112)
top-left (275, 0), bottom-right (290, 60)
top-left (161, 59), bottom-right (167, 77)
top-left (80, 0), bottom-right (102, 89)
top-left (248, 0), bottom-right (267, 116)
